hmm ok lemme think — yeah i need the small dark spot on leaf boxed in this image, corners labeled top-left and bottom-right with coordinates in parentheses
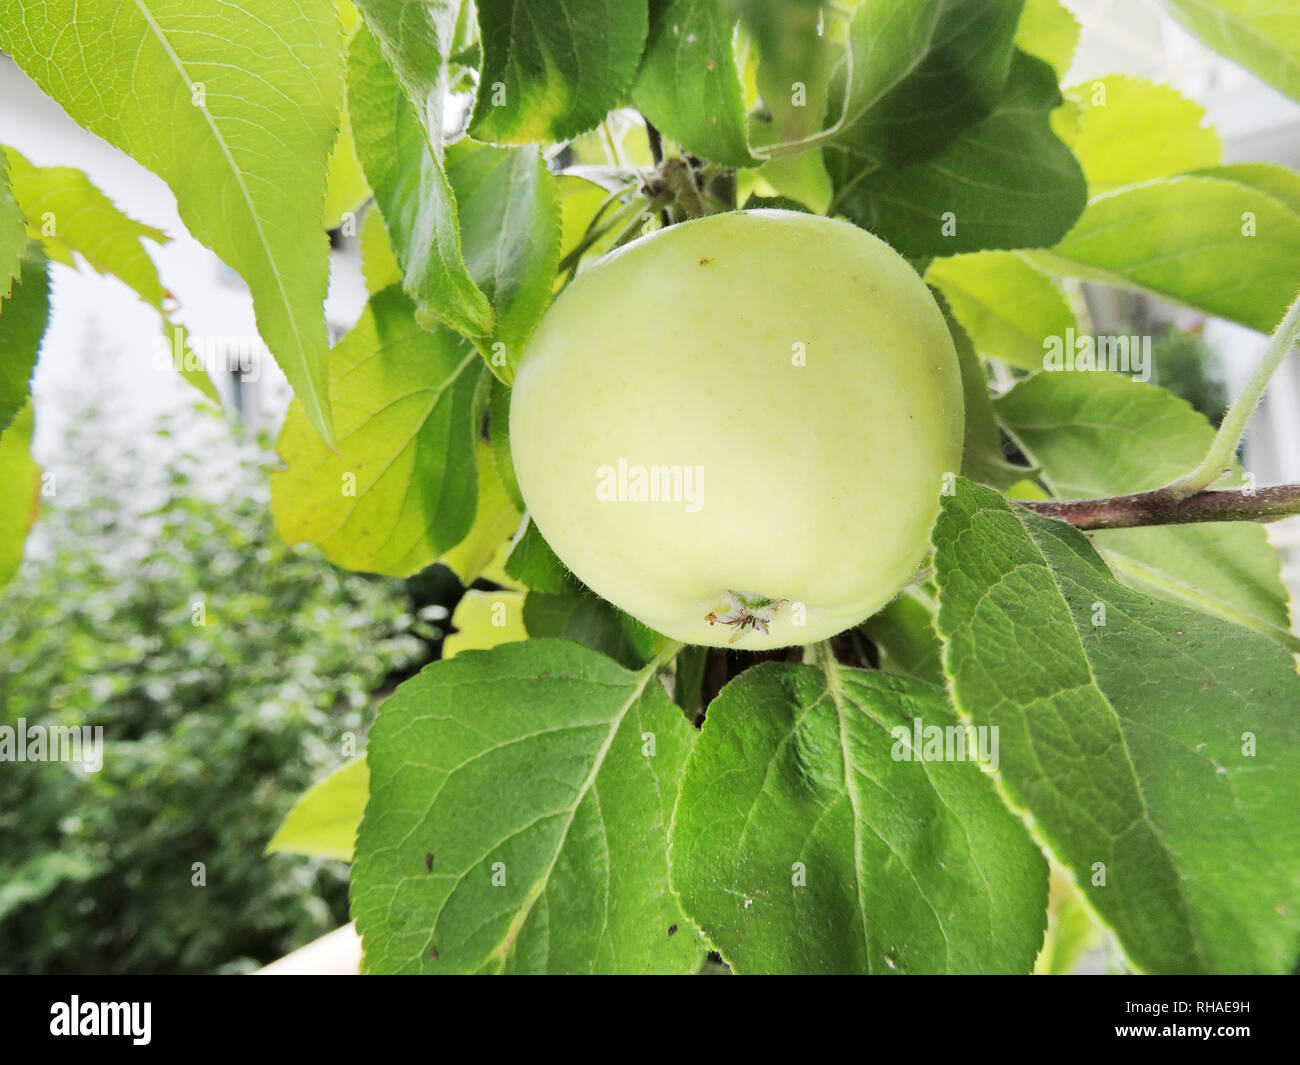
top-left (429, 947), bottom-right (439, 961)
top-left (706, 58), bottom-right (716, 71)
top-left (425, 852), bottom-right (435, 872)
top-left (668, 924), bottom-right (678, 938)
top-left (698, 257), bottom-right (712, 266)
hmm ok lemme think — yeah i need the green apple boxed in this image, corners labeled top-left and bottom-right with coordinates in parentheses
top-left (510, 209), bottom-right (963, 649)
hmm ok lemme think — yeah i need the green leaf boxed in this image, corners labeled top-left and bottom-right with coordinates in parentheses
top-left (0, 403), bottom-right (40, 592)
top-left (858, 590), bottom-right (946, 688)
top-left (439, 441), bottom-right (523, 586)
top-left (1, 146), bottom-right (219, 402)
top-left (0, 147), bottom-right (27, 301)
top-left (932, 479), bottom-right (1300, 973)
top-left (0, 253), bottom-right (49, 436)
top-left (996, 371), bottom-right (1295, 649)
top-left (471, 0), bottom-right (650, 144)
top-left (271, 286), bottom-right (481, 576)
top-left (445, 141), bottom-right (562, 372)
top-left (829, 50), bottom-right (1087, 257)
top-left (670, 661), bottom-right (1048, 974)
top-left (1014, 0), bottom-right (1080, 79)
top-left (1031, 175), bottom-right (1300, 334)
top-left (940, 293), bottom-right (1029, 490)
top-left (1192, 161), bottom-right (1300, 213)
top-left (829, 0), bottom-right (1023, 167)
top-left (743, 0), bottom-right (834, 211)
top-left (323, 110), bottom-right (370, 230)
top-left (348, 24), bottom-right (494, 341)
top-left (927, 251), bottom-right (1077, 370)
top-left (504, 519), bottom-right (580, 594)
top-left (359, 206), bottom-right (402, 293)
top-left (488, 378), bottom-right (526, 512)
top-left (633, 0), bottom-right (756, 168)
top-left (352, 640), bottom-right (704, 974)
top-left (3, 146), bottom-right (168, 304)
top-left (441, 589), bottom-right (528, 658)
top-left (0, 0), bottom-right (342, 443)
top-left (523, 590), bottom-right (659, 669)
top-left (1060, 76), bottom-right (1220, 194)
top-left (268, 759), bottom-right (369, 862)
top-left (1159, 0), bottom-right (1300, 104)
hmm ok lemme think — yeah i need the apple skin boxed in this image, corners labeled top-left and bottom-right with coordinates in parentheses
top-left (509, 209), bottom-right (963, 649)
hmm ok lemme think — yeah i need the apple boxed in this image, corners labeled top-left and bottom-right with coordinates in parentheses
top-left (509, 209), bottom-right (964, 649)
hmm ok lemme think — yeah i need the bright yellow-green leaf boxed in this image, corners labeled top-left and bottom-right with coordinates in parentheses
top-left (441, 589), bottom-right (527, 659)
top-left (1061, 76), bottom-right (1220, 194)
top-left (0, 403), bottom-right (40, 592)
top-left (927, 251), bottom-right (1077, 370)
top-left (1015, 0), bottom-right (1081, 80)
top-left (268, 758), bottom-right (369, 862)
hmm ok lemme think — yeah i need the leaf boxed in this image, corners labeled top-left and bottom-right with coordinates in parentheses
top-left (0, 403), bottom-right (40, 592)
top-left (828, 0), bottom-right (1023, 167)
top-left (3, 146), bottom-right (168, 304)
top-left (470, 0), bottom-right (650, 144)
top-left (670, 661), bottom-right (1048, 974)
top-left (348, 24), bottom-right (494, 341)
top-left (352, 640), bottom-right (704, 974)
top-left (1014, 0), bottom-right (1080, 79)
top-left (633, 0), bottom-right (756, 168)
top-left (743, 0), bottom-right (834, 211)
top-left (1159, 0), bottom-right (1300, 104)
top-left (927, 251), bottom-right (1076, 370)
top-left (323, 110), bottom-right (370, 229)
top-left (488, 378), bottom-right (526, 512)
top-left (1, 147), bottom-right (218, 401)
top-left (441, 589), bottom-right (528, 659)
top-left (445, 141), bottom-right (562, 372)
top-left (859, 590), bottom-right (946, 688)
top-left (1192, 161), bottom-right (1300, 213)
top-left (1030, 175), bottom-right (1300, 334)
top-left (0, 147), bottom-right (27, 301)
top-left (271, 285), bottom-right (481, 576)
top-left (829, 50), bottom-right (1087, 257)
top-left (268, 759), bottom-right (369, 862)
top-left (939, 293), bottom-right (1030, 489)
top-left (1060, 76), bottom-right (1220, 194)
top-left (439, 442), bottom-right (523, 586)
top-left (995, 371), bottom-right (1294, 648)
top-left (359, 206), bottom-right (402, 293)
top-left (932, 479), bottom-right (1300, 973)
top-left (0, 253), bottom-right (49, 436)
top-left (523, 590), bottom-right (659, 669)
top-left (0, 0), bottom-right (342, 443)
top-left (505, 519), bottom-right (580, 594)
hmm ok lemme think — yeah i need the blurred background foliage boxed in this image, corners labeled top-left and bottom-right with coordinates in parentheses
top-left (0, 398), bottom-right (445, 974)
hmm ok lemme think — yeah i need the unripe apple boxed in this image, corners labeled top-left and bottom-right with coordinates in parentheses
top-left (509, 209), bottom-right (963, 649)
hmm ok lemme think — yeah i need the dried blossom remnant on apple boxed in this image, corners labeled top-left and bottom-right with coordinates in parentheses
top-left (705, 590), bottom-right (790, 645)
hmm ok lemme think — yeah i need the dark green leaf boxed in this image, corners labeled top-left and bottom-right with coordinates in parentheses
top-left (471, 0), bottom-right (650, 144)
top-left (829, 50), bottom-right (1086, 257)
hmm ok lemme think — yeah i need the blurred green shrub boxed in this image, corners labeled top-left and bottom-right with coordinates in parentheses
top-left (0, 403), bottom-right (431, 974)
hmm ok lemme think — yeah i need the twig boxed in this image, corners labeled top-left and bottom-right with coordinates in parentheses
top-left (1019, 483), bottom-right (1300, 530)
